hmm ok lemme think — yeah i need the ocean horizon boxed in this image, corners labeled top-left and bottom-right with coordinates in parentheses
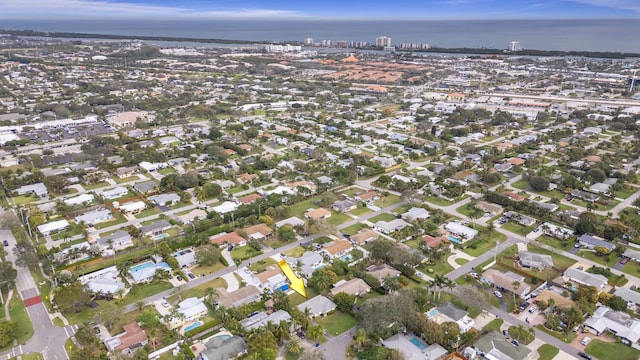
top-left (2, 19), bottom-right (640, 53)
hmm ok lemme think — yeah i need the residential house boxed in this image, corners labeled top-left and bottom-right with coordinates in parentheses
top-left (240, 310), bottom-right (292, 332)
top-left (533, 290), bottom-right (576, 309)
top-left (104, 322), bottom-right (148, 354)
top-left (148, 193), bottom-right (180, 207)
top-left (401, 207), bottom-right (430, 222)
top-left (622, 248), bottom-right (640, 262)
top-left (284, 180), bottom-right (317, 195)
top-left (100, 186), bottom-right (128, 200)
top-left (210, 232), bottom-right (247, 248)
top-left (504, 211), bottom-right (536, 227)
top-left (129, 260), bottom-right (171, 283)
top-left (444, 222), bottom-right (478, 242)
top-left (540, 222), bottom-right (574, 239)
top-left (119, 201), bottom-right (146, 214)
top-left (373, 219), bottom-right (411, 234)
top-left (211, 201), bottom-right (239, 215)
top-left (200, 334), bottom-right (248, 360)
top-left (215, 286), bottom-right (261, 308)
top-left (563, 268), bottom-right (608, 289)
top-left (115, 165), bottom-right (137, 179)
top-left (481, 269), bottom-right (531, 299)
top-left (286, 251), bottom-right (324, 278)
top-left (473, 331), bottom-right (538, 360)
top-left (133, 180), bottom-right (157, 194)
top-left (138, 161), bottom-right (168, 172)
top-left (518, 251), bottom-right (553, 270)
top-left (382, 334), bottom-right (448, 360)
top-left (577, 234), bottom-right (615, 253)
top-left (330, 278), bottom-right (371, 297)
top-left (588, 182), bottom-right (611, 194)
top-left (63, 193), bottom-right (94, 206)
top-left (97, 230), bottom-right (134, 253)
top-left (173, 248), bottom-right (196, 268)
top-left (321, 239), bottom-right (353, 260)
top-left (297, 295), bottom-right (337, 318)
top-left (244, 223), bottom-right (273, 241)
top-left (366, 264), bottom-right (401, 283)
top-left (571, 189), bottom-right (599, 202)
top-left (236, 173), bottom-right (258, 185)
top-left (355, 190), bottom-right (379, 204)
top-left (350, 228), bottom-right (378, 245)
top-left (332, 199), bottom-right (357, 213)
top-left (304, 208), bottom-right (332, 221)
top-left (178, 209), bottom-right (207, 224)
top-left (584, 306), bottom-right (640, 345)
top-left (238, 193), bottom-right (263, 205)
top-left (37, 219), bottom-right (70, 235)
top-left (274, 216), bottom-right (305, 229)
top-left (140, 220), bottom-right (172, 237)
top-left (176, 297), bottom-right (208, 323)
top-left (428, 302), bottom-right (475, 333)
top-left (256, 265), bottom-right (288, 292)
top-left (78, 266), bottom-right (126, 297)
top-left (75, 209), bottom-right (113, 226)
top-left (503, 191), bottom-right (525, 202)
top-left (16, 182), bottom-right (48, 198)
top-left (423, 234), bottom-right (448, 248)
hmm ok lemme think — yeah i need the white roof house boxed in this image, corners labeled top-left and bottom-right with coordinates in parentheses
top-left (212, 201), bottom-right (239, 214)
top-left (75, 209), bottom-right (113, 225)
top-left (37, 219), bottom-right (70, 235)
top-left (584, 306), bottom-right (640, 344)
top-left (240, 310), bottom-right (292, 331)
top-left (444, 222), bottom-right (478, 241)
top-left (177, 298), bottom-right (208, 321)
top-left (63, 193), bottom-right (94, 206)
top-left (173, 248), bottom-right (197, 268)
top-left (614, 287), bottom-right (640, 307)
top-left (401, 207), bottom-right (430, 222)
top-left (564, 268), bottom-right (608, 289)
top-left (274, 216), bottom-right (305, 228)
top-left (119, 201), bottom-right (146, 213)
top-left (139, 161), bottom-right (168, 172)
top-left (149, 193), bottom-right (180, 206)
top-left (100, 186), bottom-right (128, 200)
top-left (79, 266), bottom-right (126, 295)
top-left (297, 295), bottom-right (337, 318)
top-left (16, 182), bottom-right (48, 198)
top-left (373, 219), bottom-right (411, 234)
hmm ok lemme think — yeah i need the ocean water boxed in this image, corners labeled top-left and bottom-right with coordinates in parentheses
top-left (2, 19), bottom-right (640, 53)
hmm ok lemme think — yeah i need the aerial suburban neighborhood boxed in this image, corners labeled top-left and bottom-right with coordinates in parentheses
top-left (2, 32), bottom-right (640, 360)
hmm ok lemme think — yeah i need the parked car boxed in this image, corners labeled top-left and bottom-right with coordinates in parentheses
top-left (176, 275), bottom-right (183, 281)
top-left (187, 273), bottom-right (196, 279)
top-left (620, 257), bottom-right (629, 265)
top-left (578, 352), bottom-right (592, 360)
top-left (2, 240), bottom-right (8, 247)
top-left (469, 272), bottom-right (478, 279)
top-left (494, 291), bottom-right (503, 298)
top-left (518, 302), bottom-right (530, 312)
top-left (528, 306), bottom-right (537, 313)
top-left (161, 300), bottom-right (170, 308)
top-left (581, 337), bottom-right (591, 346)
top-left (511, 339), bottom-right (519, 346)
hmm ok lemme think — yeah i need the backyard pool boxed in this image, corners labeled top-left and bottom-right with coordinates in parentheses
top-left (340, 254), bottom-right (353, 262)
top-left (447, 235), bottom-right (462, 244)
top-left (427, 308), bottom-right (439, 318)
top-left (410, 336), bottom-right (427, 350)
top-left (129, 261), bottom-right (154, 272)
top-left (155, 233), bottom-right (169, 240)
top-left (184, 321), bottom-right (202, 333)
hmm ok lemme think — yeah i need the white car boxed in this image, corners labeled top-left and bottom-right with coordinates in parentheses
top-left (161, 300), bottom-right (170, 308)
top-left (494, 290), bottom-right (503, 298)
top-left (581, 337), bottom-right (591, 346)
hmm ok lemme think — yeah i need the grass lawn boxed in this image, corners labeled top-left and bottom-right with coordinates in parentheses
top-left (455, 258), bottom-right (469, 266)
top-left (158, 168), bottom-right (176, 175)
top-left (456, 203), bottom-right (479, 217)
top-left (289, 199), bottom-right (317, 219)
top-left (167, 278), bottom-right (226, 303)
top-left (512, 179), bottom-right (529, 190)
top-left (283, 246), bottom-right (306, 258)
top-left (425, 196), bottom-right (464, 206)
top-left (536, 235), bottom-right (575, 251)
top-left (577, 250), bottom-right (620, 267)
top-left (191, 261), bottom-right (227, 276)
top-left (373, 194), bottom-right (401, 208)
top-left (315, 311), bottom-right (357, 336)
top-left (327, 212), bottom-right (352, 226)
top-left (349, 206), bottom-right (373, 217)
top-left (264, 237), bottom-right (295, 249)
top-left (622, 260), bottom-right (640, 277)
top-left (11, 195), bottom-right (37, 205)
top-left (614, 185), bottom-right (637, 199)
top-left (340, 223), bottom-right (368, 235)
top-left (231, 246), bottom-right (262, 262)
top-left (369, 213), bottom-right (398, 223)
top-left (134, 207), bottom-right (162, 219)
top-left (10, 354), bottom-right (44, 360)
top-left (93, 212), bottom-right (127, 230)
top-left (455, 274), bottom-right (478, 286)
top-left (501, 222), bottom-right (533, 237)
top-left (483, 318), bottom-right (504, 332)
top-left (122, 282), bottom-right (173, 305)
top-left (289, 288), bottom-right (318, 307)
top-left (534, 325), bottom-right (577, 343)
top-left (82, 181), bottom-right (110, 190)
top-left (586, 339), bottom-right (640, 360)
top-left (338, 188), bottom-right (362, 198)
top-left (51, 226), bottom-right (83, 241)
top-left (537, 344), bottom-right (559, 360)
top-left (114, 176), bottom-right (139, 184)
top-left (249, 258), bottom-right (278, 273)
top-left (6, 294), bottom-right (34, 347)
top-left (461, 231), bottom-right (507, 257)
top-left (421, 260), bottom-right (454, 276)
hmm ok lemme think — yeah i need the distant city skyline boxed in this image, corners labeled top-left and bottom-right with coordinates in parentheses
top-left (2, 0), bottom-right (640, 20)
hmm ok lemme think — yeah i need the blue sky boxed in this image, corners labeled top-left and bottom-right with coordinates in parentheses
top-left (1, 0), bottom-right (640, 19)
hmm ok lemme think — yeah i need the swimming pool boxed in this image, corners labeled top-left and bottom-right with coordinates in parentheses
top-left (427, 309), bottom-right (439, 318)
top-left (214, 334), bottom-right (231, 341)
top-left (184, 321), bottom-right (202, 333)
top-left (447, 235), bottom-right (462, 244)
top-left (130, 261), bottom-right (154, 272)
top-left (410, 336), bottom-right (427, 350)
top-left (340, 254), bottom-right (353, 262)
top-left (155, 233), bottom-right (169, 240)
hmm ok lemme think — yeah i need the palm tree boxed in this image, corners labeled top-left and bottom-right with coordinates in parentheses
top-left (354, 328), bottom-right (367, 352)
top-left (135, 300), bottom-right (145, 312)
top-left (512, 281), bottom-right (521, 306)
top-left (383, 275), bottom-right (400, 294)
top-left (275, 320), bottom-right (290, 345)
top-left (286, 338), bottom-right (303, 355)
top-left (308, 325), bottom-right (324, 341)
top-left (299, 308), bottom-right (312, 331)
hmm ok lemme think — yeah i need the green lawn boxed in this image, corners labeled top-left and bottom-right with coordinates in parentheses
top-left (134, 207), bottom-right (162, 219)
top-left (315, 311), bottom-right (357, 336)
top-left (93, 212), bottom-right (127, 229)
top-left (461, 231), bottom-right (507, 257)
top-left (369, 213), bottom-right (398, 223)
top-left (6, 294), bottom-right (34, 348)
top-left (585, 339), bottom-right (640, 360)
top-left (289, 287), bottom-right (318, 307)
top-left (10, 354), bottom-right (44, 360)
top-left (614, 185), bottom-right (637, 199)
top-left (536, 235), bottom-right (575, 251)
top-left (577, 249), bottom-right (620, 267)
top-left (327, 212), bottom-right (352, 226)
top-left (373, 194), bottom-right (401, 208)
top-left (283, 246), bottom-right (307, 258)
top-left (122, 282), bottom-right (173, 305)
top-left (51, 226), bottom-right (83, 241)
top-left (114, 176), bottom-right (139, 184)
top-left (340, 223), bottom-right (368, 235)
top-left (425, 196), bottom-right (465, 206)
top-left (534, 325), bottom-right (577, 343)
top-left (289, 199), bottom-right (317, 219)
top-left (159, 168), bottom-right (176, 175)
top-left (230, 246), bottom-right (262, 262)
top-left (537, 344), bottom-right (559, 360)
top-left (622, 260), bottom-right (640, 277)
top-left (249, 258), bottom-right (278, 273)
top-left (511, 179), bottom-right (529, 190)
top-left (456, 203), bottom-right (478, 217)
top-left (421, 260), bottom-right (454, 276)
top-left (167, 278), bottom-right (226, 303)
top-left (11, 195), bottom-right (37, 205)
top-left (82, 181), bottom-right (110, 190)
top-left (483, 318), bottom-right (504, 332)
top-left (349, 206), bottom-right (373, 217)
top-left (455, 258), bottom-right (469, 266)
top-left (191, 261), bottom-right (227, 276)
top-left (501, 222), bottom-right (533, 237)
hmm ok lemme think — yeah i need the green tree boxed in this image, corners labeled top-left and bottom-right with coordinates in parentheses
top-left (286, 338), bottom-right (303, 355)
top-left (13, 241), bottom-right (39, 267)
top-left (333, 292), bottom-right (356, 314)
top-left (247, 328), bottom-right (278, 360)
top-left (308, 267), bottom-right (338, 292)
top-left (0, 320), bottom-right (17, 347)
top-left (0, 262), bottom-right (18, 291)
top-left (195, 244), bottom-right (221, 266)
top-left (54, 282), bottom-right (92, 314)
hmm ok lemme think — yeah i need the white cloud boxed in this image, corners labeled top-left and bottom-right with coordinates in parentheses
top-left (0, 0), bottom-right (307, 19)
top-left (567, 0), bottom-right (640, 12)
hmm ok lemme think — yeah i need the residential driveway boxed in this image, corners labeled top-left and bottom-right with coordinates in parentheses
top-left (447, 251), bottom-right (475, 269)
top-left (613, 260), bottom-right (625, 271)
top-left (221, 272), bottom-right (239, 292)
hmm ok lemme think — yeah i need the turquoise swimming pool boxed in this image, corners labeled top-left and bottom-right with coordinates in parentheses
top-left (427, 308), bottom-right (439, 317)
top-left (184, 321), bottom-right (202, 333)
top-left (410, 336), bottom-right (427, 350)
top-left (447, 235), bottom-right (462, 244)
top-left (130, 261), bottom-right (154, 272)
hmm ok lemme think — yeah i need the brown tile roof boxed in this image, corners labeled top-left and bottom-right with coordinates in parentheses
top-left (350, 229), bottom-right (378, 245)
top-left (238, 193), bottom-right (263, 204)
top-left (355, 190), bottom-right (378, 202)
top-left (304, 208), bottom-right (331, 220)
top-left (503, 192), bottom-right (525, 201)
top-left (423, 234), bottom-right (447, 248)
top-left (330, 278), bottom-right (371, 297)
top-left (256, 265), bottom-right (283, 284)
top-left (210, 232), bottom-right (246, 246)
top-left (507, 158), bottom-right (526, 166)
top-left (244, 223), bottom-right (272, 237)
top-left (117, 322), bottom-right (147, 351)
top-left (324, 239), bottom-right (352, 256)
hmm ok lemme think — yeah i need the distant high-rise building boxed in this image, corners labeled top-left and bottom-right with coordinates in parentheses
top-left (321, 39), bottom-right (332, 47)
top-left (375, 36), bottom-right (392, 47)
top-left (337, 40), bottom-right (348, 48)
top-left (509, 41), bottom-right (521, 52)
top-left (303, 37), bottom-right (314, 45)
